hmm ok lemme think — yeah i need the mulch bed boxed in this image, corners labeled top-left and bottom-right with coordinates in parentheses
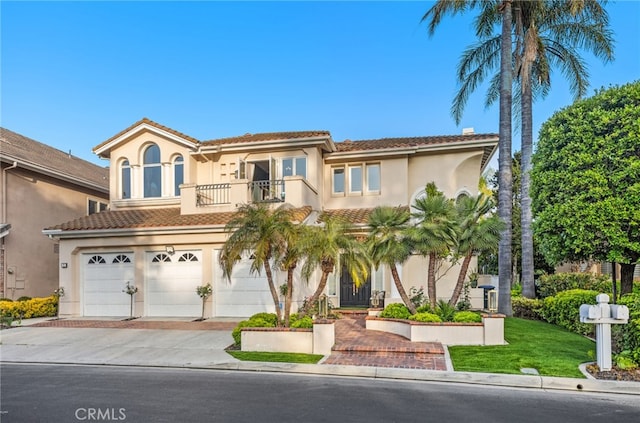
top-left (586, 364), bottom-right (640, 382)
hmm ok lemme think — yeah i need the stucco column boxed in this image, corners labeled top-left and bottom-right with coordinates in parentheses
top-left (482, 313), bottom-right (505, 345)
top-left (312, 319), bottom-right (335, 355)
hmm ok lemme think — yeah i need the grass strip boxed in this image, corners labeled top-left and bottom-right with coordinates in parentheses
top-left (448, 318), bottom-right (595, 378)
top-left (226, 350), bottom-right (324, 364)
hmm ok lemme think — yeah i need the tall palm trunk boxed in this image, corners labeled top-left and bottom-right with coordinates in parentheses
top-left (498, 0), bottom-right (513, 316)
top-left (263, 260), bottom-right (283, 325)
top-left (427, 252), bottom-right (438, 309)
top-left (449, 252), bottom-right (473, 307)
top-left (390, 264), bottom-right (417, 314)
top-left (284, 265), bottom-right (295, 327)
top-left (520, 74), bottom-right (535, 299)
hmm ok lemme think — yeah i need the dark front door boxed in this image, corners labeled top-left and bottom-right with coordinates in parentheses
top-left (339, 268), bottom-right (371, 307)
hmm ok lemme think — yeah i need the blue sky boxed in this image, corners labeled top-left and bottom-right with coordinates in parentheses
top-left (2, 1), bottom-right (639, 167)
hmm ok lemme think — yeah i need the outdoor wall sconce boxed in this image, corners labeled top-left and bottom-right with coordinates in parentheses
top-left (488, 290), bottom-right (498, 313)
top-left (165, 246), bottom-right (175, 255)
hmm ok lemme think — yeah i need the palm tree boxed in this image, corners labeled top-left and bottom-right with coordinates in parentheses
top-left (366, 206), bottom-right (416, 314)
top-left (423, 0), bottom-right (513, 315)
top-left (279, 224), bottom-right (309, 327)
top-left (219, 203), bottom-right (294, 325)
top-left (450, 193), bottom-right (504, 306)
top-left (298, 215), bottom-right (369, 318)
top-left (454, 1), bottom-right (613, 299)
top-left (409, 183), bottom-right (458, 309)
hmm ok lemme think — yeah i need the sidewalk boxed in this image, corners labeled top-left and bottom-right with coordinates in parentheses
top-left (1, 317), bottom-right (639, 396)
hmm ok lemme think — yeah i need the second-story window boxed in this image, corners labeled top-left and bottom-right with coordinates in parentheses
top-left (174, 155), bottom-right (184, 196)
top-left (332, 167), bottom-right (345, 194)
top-left (143, 144), bottom-right (162, 198)
top-left (282, 157), bottom-right (306, 179)
top-left (332, 163), bottom-right (380, 196)
top-left (120, 159), bottom-right (131, 199)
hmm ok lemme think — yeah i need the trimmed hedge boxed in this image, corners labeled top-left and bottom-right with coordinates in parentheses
top-left (380, 303), bottom-right (411, 319)
top-left (0, 296), bottom-right (58, 319)
top-left (540, 289), bottom-right (598, 336)
top-left (612, 293), bottom-right (640, 365)
top-left (452, 311), bottom-right (482, 323)
top-left (511, 296), bottom-right (544, 320)
top-left (408, 312), bottom-right (442, 323)
top-left (536, 273), bottom-right (612, 299)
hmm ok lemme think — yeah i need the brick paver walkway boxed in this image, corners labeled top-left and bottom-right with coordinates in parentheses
top-left (322, 311), bottom-right (447, 370)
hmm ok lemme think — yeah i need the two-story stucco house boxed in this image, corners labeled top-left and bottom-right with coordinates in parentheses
top-left (44, 118), bottom-right (498, 318)
top-left (1, 128), bottom-right (109, 299)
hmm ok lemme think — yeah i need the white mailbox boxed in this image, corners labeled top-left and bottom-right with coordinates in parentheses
top-left (580, 293), bottom-right (629, 371)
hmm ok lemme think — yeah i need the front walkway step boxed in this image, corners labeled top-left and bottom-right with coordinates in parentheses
top-left (322, 350), bottom-right (448, 370)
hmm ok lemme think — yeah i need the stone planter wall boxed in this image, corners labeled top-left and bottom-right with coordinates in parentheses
top-left (241, 320), bottom-right (335, 354)
top-left (366, 314), bottom-right (505, 345)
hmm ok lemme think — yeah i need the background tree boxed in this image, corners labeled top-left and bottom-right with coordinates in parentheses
top-left (298, 215), bottom-right (369, 318)
top-left (367, 206), bottom-right (416, 314)
top-left (410, 182), bottom-right (457, 309)
top-left (219, 204), bottom-right (293, 325)
top-left (531, 81), bottom-right (640, 295)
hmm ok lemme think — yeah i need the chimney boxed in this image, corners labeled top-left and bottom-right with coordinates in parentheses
top-left (462, 127), bottom-right (474, 135)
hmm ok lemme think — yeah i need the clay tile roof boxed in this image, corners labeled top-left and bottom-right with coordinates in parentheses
top-left (334, 133), bottom-right (498, 152)
top-left (94, 117), bottom-right (199, 151)
top-left (46, 206), bottom-right (313, 232)
top-left (0, 128), bottom-right (109, 192)
top-left (320, 206), bottom-right (410, 225)
top-left (202, 131), bottom-right (331, 146)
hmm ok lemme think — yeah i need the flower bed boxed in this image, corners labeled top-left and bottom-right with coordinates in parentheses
top-left (365, 314), bottom-right (505, 345)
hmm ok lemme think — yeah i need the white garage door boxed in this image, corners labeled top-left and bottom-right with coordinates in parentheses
top-left (83, 253), bottom-right (134, 317)
top-left (146, 250), bottom-right (202, 317)
top-left (214, 250), bottom-right (273, 317)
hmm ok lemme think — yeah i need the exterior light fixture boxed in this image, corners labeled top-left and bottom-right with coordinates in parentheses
top-left (165, 246), bottom-right (175, 255)
top-left (488, 290), bottom-right (498, 313)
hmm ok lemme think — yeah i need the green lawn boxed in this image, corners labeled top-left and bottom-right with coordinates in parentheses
top-left (448, 318), bottom-right (595, 378)
top-left (226, 350), bottom-right (324, 364)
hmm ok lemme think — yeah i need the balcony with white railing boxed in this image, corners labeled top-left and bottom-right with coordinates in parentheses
top-left (180, 176), bottom-right (319, 215)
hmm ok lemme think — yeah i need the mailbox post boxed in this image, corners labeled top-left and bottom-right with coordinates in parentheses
top-left (579, 294), bottom-right (629, 371)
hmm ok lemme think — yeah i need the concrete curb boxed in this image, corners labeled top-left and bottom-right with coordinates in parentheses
top-left (3, 359), bottom-right (638, 396)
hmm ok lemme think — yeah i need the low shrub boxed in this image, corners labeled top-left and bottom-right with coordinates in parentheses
top-left (16, 296), bottom-right (32, 302)
top-left (0, 296), bottom-right (58, 319)
top-left (434, 300), bottom-right (456, 322)
top-left (249, 312), bottom-right (279, 326)
top-left (511, 296), bottom-right (544, 320)
top-left (231, 316), bottom-right (276, 346)
top-left (408, 312), bottom-right (442, 323)
top-left (536, 273), bottom-right (612, 299)
top-left (416, 304), bottom-right (433, 314)
top-left (540, 289), bottom-right (598, 336)
top-left (612, 292), bottom-right (640, 366)
top-left (452, 311), bottom-right (482, 323)
top-left (380, 303), bottom-right (411, 319)
top-left (290, 315), bottom-right (313, 329)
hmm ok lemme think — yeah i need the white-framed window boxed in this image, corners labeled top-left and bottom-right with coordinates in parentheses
top-left (143, 144), bottom-right (162, 198)
top-left (88, 199), bottom-right (108, 215)
top-left (173, 155), bottom-right (184, 196)
top-left (120, 159), bottom-right (131, 199)
top-left (371, 265), bottom-right (384, 292)
top-left (152, 253), bottom-right (172, 263)
top-left (332, 167), bottom-right (345, 195)
top-left (332, 163), bottom-right (380, 196)
top-left (282, 157), bottom-right (306, 179)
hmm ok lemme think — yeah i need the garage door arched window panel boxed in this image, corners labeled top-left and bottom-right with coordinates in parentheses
top-left (88, 255), bottom-right (106, 264)
top-left (143, 144), bottom-right (162, 198)
top-left (152, 253), bottom-right (172, 263)
top-left (178, 253), bottom-right (198, 262)
top-left (113, 254), bottom-right (132, 264)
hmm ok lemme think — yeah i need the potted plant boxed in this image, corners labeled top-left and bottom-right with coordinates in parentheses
top-left (468, 271), bottom-right (479, 289)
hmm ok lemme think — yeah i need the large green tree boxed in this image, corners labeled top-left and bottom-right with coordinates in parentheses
top-left (531, 81), bottom-right (640, 295)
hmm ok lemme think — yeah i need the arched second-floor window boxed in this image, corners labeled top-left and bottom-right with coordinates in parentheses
top-left (120, 159), bottom-right (131, 199)
top-left (143, 144), bottom-right (162, 198)
top-left (173, 155), bottom-right (184, 196)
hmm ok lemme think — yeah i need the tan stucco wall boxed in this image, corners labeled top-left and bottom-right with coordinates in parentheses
top-left (2, 166), bottom-right (108, 299)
